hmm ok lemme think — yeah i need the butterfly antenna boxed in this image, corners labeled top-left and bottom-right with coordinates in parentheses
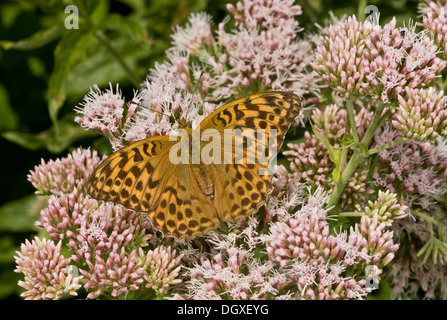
top-left (128, 98), bottom-right (172, 119)
top-left (175, 71), bottom-right (206, 130)
top-left (192, 71), bottom-right (205, 97)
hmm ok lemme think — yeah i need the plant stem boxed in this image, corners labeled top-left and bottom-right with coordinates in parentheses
top-left (339, 211), bottom-right (365, 218)
top-left (327, 147), bottom-right (363, 209)
top-left (74, 0), bottom-right (140, 88)
top-left (358, 0), bottom-right (368, 22)
top-left (327, 102), bottom-right (386, 210)
top-left (340, 109), bottom-right (350, 172)
top-left (346, 97), bottom-right (359, 143)
top-left (377, 109), bottom-right (392, 129)
top-left (361, 101), bottom-right (386, 145)
top-left (367, 136), bottom-right (408, 155)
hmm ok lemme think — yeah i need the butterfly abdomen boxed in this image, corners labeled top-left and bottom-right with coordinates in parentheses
top-left (192, 164), bottom-right (214, 198)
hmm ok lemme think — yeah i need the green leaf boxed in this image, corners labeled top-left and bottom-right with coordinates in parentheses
top-left (0, 84), bottom-right (19, 131)
top-left (2, 119), bottom-right (98, 153)
top-left (0, 235), bottom-right (20, 264)
top-left (26, 56), bottom-right (46, 78)
top-left (329, 148), bottom-right (342, 169)
top-left (47, 29), bottom-right (92, 124)
top-left (47, 120), bottom-right (98, 153)
top-left (89, 0), bottom-right (109, 24)
top-left (0, 268), bottom-right (22, 299)
top-left (65, 34), bottom-right (164, 99)
top-left (0, 195), bottom-right (47, 232)
top-left (0, 3), bottom-right (22, 28)
top-left (119, 0), bottom-right (146, 11)
top-left (0, 25), bottom-right (63, 50)
top-left (417, 237), bottom-right (447, 264)
top-left (310, 120), bottom-right (342, 168)
top-left (1, 131), bottom-right (42, 150)
top-left (366, 279), bottom-right (392, 300)
top-left (92, 136), bottom-right (113, 156)
top-left (332, 167), bottom-right (340, 183)
top-left (100, 13), bottom-right (145, 41)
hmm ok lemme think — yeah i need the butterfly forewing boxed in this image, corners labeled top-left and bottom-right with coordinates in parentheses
top-left (201, 91), bottom-right (301, 148)
top-left (86, 136), bottom-right (178, 210)
top-left (200, 91), bottom-right (301, 225)
top-left (86, 91), bottom-right (301, 239)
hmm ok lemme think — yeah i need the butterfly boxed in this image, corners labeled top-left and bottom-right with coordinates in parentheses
top-left (86, 91), bottom-right (302, 239)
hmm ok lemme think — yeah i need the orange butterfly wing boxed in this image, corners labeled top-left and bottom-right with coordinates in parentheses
top-left (87, 91), bottom-right (302, 238)
top-left (199, 91), bottom-right (302, 224)
top-left (86, 136), bottom-right (220, 238)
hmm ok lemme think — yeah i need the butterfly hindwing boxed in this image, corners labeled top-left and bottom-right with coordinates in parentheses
top-left (211, 162), bottom-right (272, 223)
top-left (147, 164), bottom-right (220, 238)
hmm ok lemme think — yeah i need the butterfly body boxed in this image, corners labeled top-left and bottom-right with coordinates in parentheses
top-left (192, 164), bottom-right (215, 198)
top-left (87, 91), bottom-right (301, 239)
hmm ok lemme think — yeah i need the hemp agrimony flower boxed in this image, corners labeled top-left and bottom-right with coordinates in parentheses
top-left (14, 237), bottom-right (83, 300)
top-left (313, 15), bottom-right (446, 102)
top-left (393, 87), bottom-right (447, 141)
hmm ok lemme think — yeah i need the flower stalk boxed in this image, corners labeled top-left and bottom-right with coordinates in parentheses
top-left (73, 0), bottom-right (140, 88)
top-left (327, 101), bottom-right (386, 210)
top-left (367, 137), bottom-right (409, 156)
top-left (347, 98), bottom-right (360, 143)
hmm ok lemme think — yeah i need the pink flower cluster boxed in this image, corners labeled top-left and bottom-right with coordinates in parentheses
top-left (264, 190), bottom-right (403, 299)
top-left (217, 0), bottom-right (315, 97)
top-left (422, 0), bottom-right (447, 57)
top-left (312, 15), bottom-right (374, 98)
top-left (181, 187), bottom-right (405, 300)
top-left (312, 15), bottom-right (446, 102)
top-left (171, 12), bottom-right (215, 54)
top-left (74, 84), bottom-right (143, 151)
top-left (372, 124), bottom-right (447, 210)
top-left (185, 233), bottom-right (291, 299)
top-left (14, 237), bottom-right (83, 300)
top-left (138, 246), bottom-right (184, 294)
top-left (393, 87), bottom-right (447, 141)
top-left (70, 203), bottom-right (152, 299)
top-left (27, 148), bottom-right (102, 195)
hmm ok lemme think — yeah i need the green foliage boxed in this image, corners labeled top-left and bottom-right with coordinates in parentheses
top-left (0, 195), bottom-right (46, 233)
top-left (0, 84), bottom-right (19, 131)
